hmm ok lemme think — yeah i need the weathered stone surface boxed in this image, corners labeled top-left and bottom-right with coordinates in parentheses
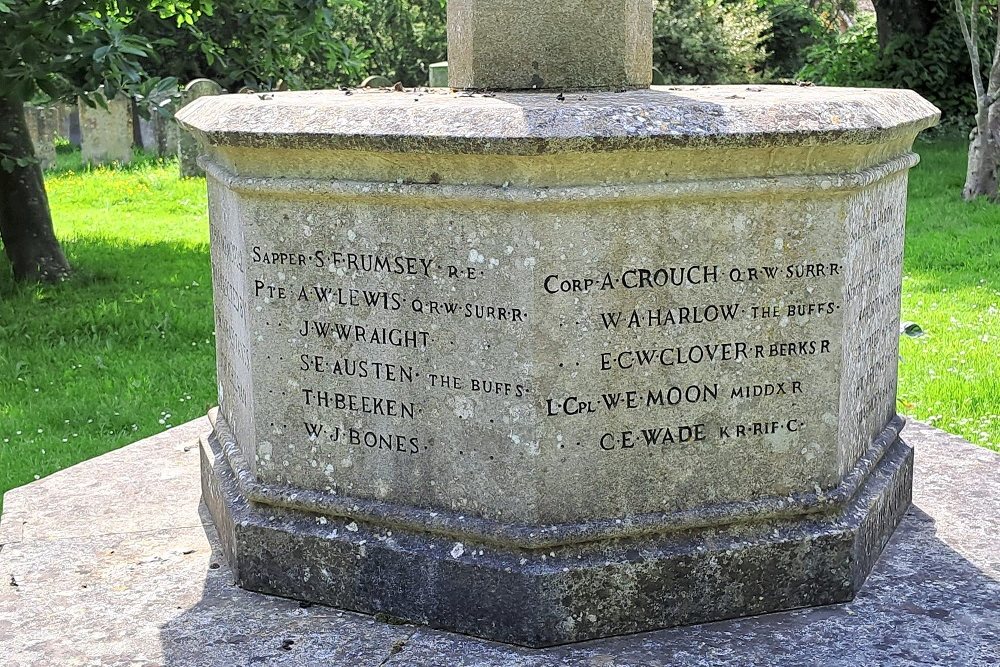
top-left (56, 103), bottom-right (82, 147)
top-left (78, 91), bottom-right (133, 165)
top-left (175, 84), bottom-right (939, 644)
top-left (202, 411), bottom-right (914, 645)
top-left (1, 420), bottom-right (997, 665)
top-left (22, 105), bottom-right (58, 170)
top-left (447, 0), bottom-right (653, 90)
top-left (178, 79), bottom-right (224, 177)
top-left (177, 85), bottom-right (937, 156)
top-left (138, 106), bottom-right (180, 157)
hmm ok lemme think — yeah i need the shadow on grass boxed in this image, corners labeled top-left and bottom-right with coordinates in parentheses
top-left (0, 237), bottom-right (216, 502)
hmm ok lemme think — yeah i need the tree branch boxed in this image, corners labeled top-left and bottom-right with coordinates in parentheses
top-left (988, 6), bottom-right (1000, 98)
top-left (955, 0), bottom-right (986, 102)
top-left (971, 0), bottom-right (980, 53)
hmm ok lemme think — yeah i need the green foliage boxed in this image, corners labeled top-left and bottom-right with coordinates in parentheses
top-left (798, 11), bottom-right (881, 85)
top-left (653, 0), bottom-right (770, 85)
top-left (132, 0), bottom-right (446, 91)
top-left (0, 0), bottom-right (208, 104)
top-left (133, 0), bottom-right (368, 91)
top-left (757, 0), bottom-right (824, 79)
top-left (798, 3), bottom-right (986, 125)
top-left (335, 0), bottom-right (447, 86)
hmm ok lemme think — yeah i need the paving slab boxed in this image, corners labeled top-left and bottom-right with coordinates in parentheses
top-left (1, 419), bottom-right (997, 666)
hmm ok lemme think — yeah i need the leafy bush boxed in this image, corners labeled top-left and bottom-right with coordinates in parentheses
top-left (133, 0), bottom-right (446, 91)
top-left (132, 0), bottom-right (366, 91)
top-left (799, 6), bottom-right (981, 125)
top-left (798, 12), bottom-right (881, 86)
top-left (757, 0), bottom-right (825, 79)
top-left (334, 0), bottom-right (446, 86)
top-left (653, 0), bottom-right (770, 84)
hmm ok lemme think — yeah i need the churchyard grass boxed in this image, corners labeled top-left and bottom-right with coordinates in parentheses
top-left (898, 139), bottom-right (999, 453)
top-left (0, 139), bottom-right (996, 508)
top-left (0, 151), bottom-right (215, 507)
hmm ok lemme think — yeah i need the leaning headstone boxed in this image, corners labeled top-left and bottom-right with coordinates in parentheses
top-left (360, 75), bottom-right (393, 88)
top-left (78, 90), bottom-right (133, 165)
top-left (56, 103), bottom-right (82, 147)
top-left (177, 79), bottom-right (223, 177)
top-left (428, 61), bottom-right (449, 87)
top-left (138, 104), bottom-right (179, 157)
top-left (23, 105), bottom-right (58, 170)
top-left (178, 0), bottom-right (939, 648)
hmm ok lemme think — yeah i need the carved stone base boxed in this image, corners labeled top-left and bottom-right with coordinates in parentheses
top-left (201, 414), bottom-right (914, 648)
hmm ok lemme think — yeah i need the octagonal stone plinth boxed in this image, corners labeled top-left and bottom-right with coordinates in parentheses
top-left (177, 85), bottom-right (938, 646)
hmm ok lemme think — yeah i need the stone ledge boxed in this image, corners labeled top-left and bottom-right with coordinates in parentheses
top-left (2, 419), bottom-right (998, 664)
top-left (176, 86), bottom-right (939, 155)
top-left (201, 152), bottom-right (921, 204)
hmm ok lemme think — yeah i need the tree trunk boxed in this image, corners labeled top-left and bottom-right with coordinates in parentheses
top-left (963, 105), bottom-right (1000, 200)
top-left (0, 96), bottom-right (71, 283)
top-left (873, 0), bottom-right (938, 49)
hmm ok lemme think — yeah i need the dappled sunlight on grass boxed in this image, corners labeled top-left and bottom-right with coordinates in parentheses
top-left (0, 153), bottom-right (216, 501)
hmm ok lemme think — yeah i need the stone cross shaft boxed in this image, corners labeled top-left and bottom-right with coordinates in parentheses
top-left (447, 0), bottom-right (654, 90)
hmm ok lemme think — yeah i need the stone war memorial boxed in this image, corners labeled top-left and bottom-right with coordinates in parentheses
top-left (17, 2), bottom-right (1000, 665)
top-left (174, 0), bottom-right (941, 648)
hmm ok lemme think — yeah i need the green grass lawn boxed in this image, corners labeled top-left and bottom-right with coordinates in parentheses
top-left (898, 139), bottom-right (999, 452)
top-left (0, 151), bottom-right (216, 504)
top-left (0, 140), bottom-right (997, 506)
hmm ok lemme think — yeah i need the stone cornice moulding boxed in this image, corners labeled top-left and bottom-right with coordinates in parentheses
top-left (199, 152), bottom-right (921, 208)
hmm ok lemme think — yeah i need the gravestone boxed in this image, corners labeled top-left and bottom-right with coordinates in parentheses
top-left (360, 75), bottom-right (394, 88)
top-left (79, 90), bottom-right (133, 165)
top-left (177, 79), bottom-right (223, 177)
top-left (138, 106), bottom-right (179, 157)
top-left (177, 0), bottom-right (939, 648)
top-left (428, 61), bottom-right (449, 88)
top-left (23, 105), bottom-right (58, 170)
top-left (59, 104), bottom-right (82, 147)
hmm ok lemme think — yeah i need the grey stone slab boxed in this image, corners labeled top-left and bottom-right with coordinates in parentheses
top-left (428, 61), bottom-right (449, 88)
top-left (22, 105), bottom-right (58, 170)
top-left (392, 426), bottom-right (1000, 666)
top-left (1, 419), bottom-right (998, 665)
top-left (0, 419), bottom-right (210, 543)
top-left (138, 108), bottom-right (180, 157)
top-left (200, 412), bottom-right (916, 646)
top-left (176, 86), bottom-right (939, 156)
top-left (79, 91), bottom-right (133, 165)
top-left (57, 103), bottom-right (82, 147)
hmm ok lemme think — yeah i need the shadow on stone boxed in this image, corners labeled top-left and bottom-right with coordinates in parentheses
top-left (156, 501), bottom-right (1000, 666)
